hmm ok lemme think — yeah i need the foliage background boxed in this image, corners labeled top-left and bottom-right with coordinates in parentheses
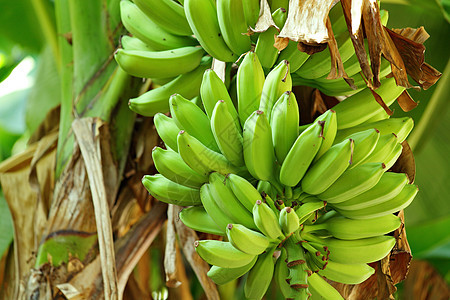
top-left (0, 0), bottom-right (448, 298)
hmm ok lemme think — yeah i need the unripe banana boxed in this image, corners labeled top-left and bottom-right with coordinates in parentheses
top-left (301, 139), bottom-right (353, 195)
top-left (184, 0), bottom-right (236, 62)
top-left (255, 7), bottom-right (288, 69)
top-left (318, 260), bottom-right (375, 285)
top-left (153, 113), bottom-right (180, 151)
top-left (259, 60), bottom-right (292, 120)
top-left (243, 110), bottom-right (276, 181)
top-left (179, 206), bottom-right (224, 236)
top-left (142, 174), bottom-right (201, 206)
top-left (303, 214), bottom-right (401, 240)
top-left (345, 128), bottom-right (380, 169)
top-left (244, 248), bottom-right (276, 300)
top-left (279, 207), bottom-right (300, 235)
top-left (120, 0), bottom-right (196, 51)
top-left (152, 147), bottom-right (207, 188)
top-left (115, 46), bottom-right (204, 79)
top-left (384, 142), bottom-right (403, 170)
top-left (120, 35), bottom-right (153, 51)
top-left (209, 172), bottom-right (256, 230)
top-left (200, 184), bottom-right (234, 231)
top-left (217, 0), bottom-right (252, 55)
top-left (207, 256), bottom-right (257, 285)
top-left (226, 173), bottom-right (262, 211)
top-left (333, 172), bottom-right (409, 210)
top-left (314, 109), bottom-right (338, 160)
top-left (304, 233), bottom-right (397, 264)
top-left (270, 91), bottom-right (300, 163)
top-left (194, 240), bottom-right (256, 268)
top-left (211, 100), bottom-right (244, 166)
top-left (333, 77), bottom-right (405, 129)
top-left (132, 0), bottom-right (193, 36)
top-left (295, 198), bottom-right (326, 224)
top-left (226, 224), bottom-right (270, 255)
top-left (129, 56), bottom-right (211, 116)
top-left (276, 41), bottom-right (309, 73)
top-left (200, 69), bottom-right (240, 128)
top-left (334, 117), bottom-right (414, 145)
top-left (242, 0), bottom-right (259, 28)
top-left (279, 121), bottom-right (323, 186)
top-left (177, 131), bottom-right (241, 176)
top-left (308, 273), bottom-right (344, 300)
top-left (360, 133), bottom-right (398, 166)
top-left (336, 184), bottom-right (418, 219)
top-left (169, 94), bottom-right (219, 151)
top-left (253, 200), bottom-right (284, 240)
top-left (236, 51), bottom-right (265, 125)
top-left (318, 163), bottom-right (387, 203)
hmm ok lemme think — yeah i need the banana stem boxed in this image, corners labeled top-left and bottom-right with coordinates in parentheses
top-left (284, 186), bottom-right (293, 199)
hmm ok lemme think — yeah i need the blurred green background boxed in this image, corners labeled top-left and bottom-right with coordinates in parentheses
top-left (0, 0), bottom-right (448, 297)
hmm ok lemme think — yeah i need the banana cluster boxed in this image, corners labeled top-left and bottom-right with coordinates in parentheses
top-left (142, 52), bottom-right (417, 299)
top-left (116, 0), bottom-right (396, 118)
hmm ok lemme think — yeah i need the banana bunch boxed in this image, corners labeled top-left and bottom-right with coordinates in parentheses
top-left (142, 52), bottom-right (418, 299)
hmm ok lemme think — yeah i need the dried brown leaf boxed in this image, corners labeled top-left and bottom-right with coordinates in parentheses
top-left (397, 90), bottom-right (418, 112)
top-left (278, 0), bottom-right (335, 46)
top-left (390, 141), bottom-right (416, 183)
top-left (390, 210), bottom-right (412, 284)
top-left (368, 86), bottom-right (394, 116)
top-left (326, 17), bottom-right (346, 80)
top-left (164, 205), bottom-right (181, 288)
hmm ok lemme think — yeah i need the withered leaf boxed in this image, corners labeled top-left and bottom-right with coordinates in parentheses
top-left (390, 210), bottom-right (412, 285)
top-left (368, 85), bottom-right (394, 116)
top-left (278, 0), bottom-right (335, 46)
top-left (396, 90), bottom-right (418, 112)
top-left (390, 140), bottom-right (416, 183)
top-left (249, 0), bottom-right (276, 34)
top-left (403, 260), bottom-right (450, 299)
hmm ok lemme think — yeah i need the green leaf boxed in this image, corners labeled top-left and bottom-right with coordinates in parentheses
top-left (406, 216), bottom-right (450, 258)
top-left (26, 46), bottom-right (61, 134)
top-left (0, 191), bottom-right (13, 257)
top-left (35, 231), bottom-right (98, 267)
top-left (437, 0), bottom-right (450, 22)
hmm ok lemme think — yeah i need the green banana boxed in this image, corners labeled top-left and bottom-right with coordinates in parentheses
top-left (318, 260), bottom-right (375, 285)
top-left (295, 198), bottom-right (326, 224)
top-left (244, 248), bottom-right (276, 300)
top-left (318, 163), bottom-right (387, 203)
top-left (279, 207), bottom-right (300, 235)
top-left (333, 172), bottom-right (409, 210)
top-left (184, 0), bottom-right (236, 62)
top-left (304, 233), bottom-right (396, 264)
top-left (259, 60), bottom-right (292, 120)
top-left (276, 41), bottom-right (309, 73)
top-left (209, 172), bottom-right (256, 230)
top-left (333, 77), bottom-right (405, 129)
top-left (336, 184), bottom-right (418, 219)
top-left (152, 147), bottom-right (207, 188)
top-left (308, 273), bottom-right (344, 300)
top-left (226, 224), bottom-right (270, 255)
top-left (179, 206), bottom-right (225, 236)
top-left (129, 56), bottom-right (211, 116)
top-left (303, 214), bottom-right (401, 240)
top-left (211, 100), bottom-right (244, 166)
top-left (200, 69), bottom-right (239, 127)
top-left (359, 133), bottom-right (398, 166)
top-left (194, 240), bottom-right (256, 268)
top-left (177, 130), bottom-right (241, 177)
top-left (334, 117), bottom-right (414, 144)
top-left (200, 184), bottom-right (234, 231)
top-left (314, 109), bottom-right (338, 160)
top-left (243, 110), bottom-right (276, 181)
top-left (120, 0), bottom-right (196, 51)
top-left (153, 113), bottom-right (180, 151)
top-left (279, 121), bottom-right (323, 187)
top-left (226, 173), bottom-right (262, 211)
top-left (253, 200), bottom-right (284, 240)
top-left (236, 51), bottom-right (265, 125)
top-left (255, 7), bottom-right (288, 69)
top-left (132, 0), bottom-right (193, 36)
top-left (115, 46), bottom-right (204, 79)
top-left (207, 256), bottom-right (258, 285)
top-left (169, 93), bottom-right (219, 151)
top-left (345, 128), bottom-right (380, 169)
top-left (120, 35), bottom-right (154, 51)
top-left (242, 0), bottom-right (259, 28)
top-left (270, 91), bottom-right (300, 163)
top-left (142, 174), bottom-right (201, 206)
top-left (217, 0), bottom-right (252, 55)
top-left (301, 139), bottom-right (353, 195)
top-left (384, 142), bottom-right (403, 170)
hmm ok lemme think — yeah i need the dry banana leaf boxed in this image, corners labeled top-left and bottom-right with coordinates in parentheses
top-left (403, 260), bottom-right (450, 299)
